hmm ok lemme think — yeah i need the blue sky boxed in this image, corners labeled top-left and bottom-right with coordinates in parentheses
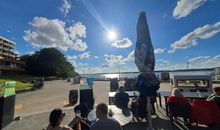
top-left (0, 0), bottom-right (220, 74)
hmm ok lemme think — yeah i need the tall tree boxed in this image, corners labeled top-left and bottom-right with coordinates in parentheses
top-left (21, 48), bottom-right (78, 77)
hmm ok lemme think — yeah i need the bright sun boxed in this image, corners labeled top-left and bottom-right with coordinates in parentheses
top-left (107, 31), bottom-right (117, 40)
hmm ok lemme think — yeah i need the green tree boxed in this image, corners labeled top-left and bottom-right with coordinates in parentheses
top-left (21, 48), bottom-right (78, 77)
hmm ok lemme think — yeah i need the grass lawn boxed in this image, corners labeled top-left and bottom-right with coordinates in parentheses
top-left (0, 75), bottom-right (59, 91)
top-left (0, 75), bottom-right (35, 91)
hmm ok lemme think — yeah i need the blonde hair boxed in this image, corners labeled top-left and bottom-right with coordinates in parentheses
top-left (172, 88), bottom-right (184, 97)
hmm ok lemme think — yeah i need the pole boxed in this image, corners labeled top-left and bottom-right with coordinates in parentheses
top-left (147, 97), bottom-right (153, 130)
top-left (187, 61), bottom-right (189, 69)
top-left (118, 66), bottom-right (122, 85)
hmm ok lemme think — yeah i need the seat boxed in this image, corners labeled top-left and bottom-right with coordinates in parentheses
top-left (124, 78), bottom-right (136, 91)
top-left (80, 89), bottom-right (94, 110)
top-left (214, 100), bottom-right (220, 111)
top-left (213, 97), bottom-right (220, 110)
top-left (167, 97), bottom-right (191, 124)
top-left (131, 96), bottom-right (156, 121)
top-left (110, 78), bottom-right (119, 92)
top-left (190, 100), bottom-right (220, 126)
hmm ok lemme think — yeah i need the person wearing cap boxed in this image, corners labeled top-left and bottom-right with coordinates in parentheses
top-left (46, 108), bottom-right (81, 130)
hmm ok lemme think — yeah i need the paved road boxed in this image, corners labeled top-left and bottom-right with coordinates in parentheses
top-left (15, 80), bottom-right (171, 117)
top-left (15, 80), bottom-right (109, 117)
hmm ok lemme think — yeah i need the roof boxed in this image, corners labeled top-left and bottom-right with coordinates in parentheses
top-left (0, 35), bottom-right (16, 44)
top-left (170, 71), bottom-right (211, 76)
top-left (170, 72), bottom-right (211, 79)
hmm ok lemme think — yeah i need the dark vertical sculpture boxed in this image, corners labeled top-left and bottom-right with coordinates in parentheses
top-left (135, 12), bottom-right (155, 72)
top-left (135, 12), bottom-right (159, 97)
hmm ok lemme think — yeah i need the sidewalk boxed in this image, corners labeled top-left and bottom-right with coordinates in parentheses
top-left (3, 106), bottom-right (75, 130)
top-left (3, 105), bottom-right (216, 130)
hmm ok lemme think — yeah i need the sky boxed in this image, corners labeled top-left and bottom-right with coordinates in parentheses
top-left (0, 0), bottom-right (220, 74)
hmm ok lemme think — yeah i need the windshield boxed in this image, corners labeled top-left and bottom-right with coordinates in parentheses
top-left (177, 79), bottom-right (209, 88)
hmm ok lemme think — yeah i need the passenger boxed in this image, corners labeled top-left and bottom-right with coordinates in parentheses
top-left (194, 82), bottom-right (199, 87)
top-left (207, 87), bottom-right (220, 101)
top-left (90, 103), bottom-right (122, 130)
top-left (114, 86), bottom-right (129, 109)
top-left (167, 88), bottom-right (191, 125)
top-left (47, 108), bottom-right (81, 130)
top-left (167, 88), bottom-right (189, 105)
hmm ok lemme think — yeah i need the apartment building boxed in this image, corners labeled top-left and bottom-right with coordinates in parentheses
top-left (0, 36), bottom-right (24, 75)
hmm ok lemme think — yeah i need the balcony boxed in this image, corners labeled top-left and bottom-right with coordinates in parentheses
top-left (0, 65), bottom-right (25, 71)
top-left (3, 47), bottom-right (10, 51)
top-left (3, 43), bottom-right (14, 48)
top-left (2, 52), bottom-right (8, 56)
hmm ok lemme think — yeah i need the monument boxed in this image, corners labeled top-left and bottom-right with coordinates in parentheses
top-left (135, 12), bottom-right (160, 129)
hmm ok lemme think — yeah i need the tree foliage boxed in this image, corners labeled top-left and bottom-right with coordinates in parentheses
top-left (20, 48), bottom-right (78, 77)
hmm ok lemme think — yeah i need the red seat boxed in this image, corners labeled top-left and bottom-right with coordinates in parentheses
top-left (167, 96), bottom-right (189, 105)
top-left (167, 96), bottom-right (191, 123)
top-left (190, 100), bottom-right (220, 126)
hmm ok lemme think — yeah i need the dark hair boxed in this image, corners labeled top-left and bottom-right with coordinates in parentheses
top-left (214, 87), bottom-right (220, 93)
top-left (97, 103), bottom-right (108, 115)
top-left (119, 86), bottom-right (125, 92)
top-left (49, 108), bottom-right (63, 128)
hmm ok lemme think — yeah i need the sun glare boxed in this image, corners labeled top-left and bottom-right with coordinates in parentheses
top-left (107, 31), bottom-right (117, 40)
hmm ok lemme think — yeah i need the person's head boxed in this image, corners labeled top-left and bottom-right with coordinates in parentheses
top-left (96, 103), bottom-right (108, 119)
top-left (194, 82), bottom-right (199, 87)
top-left (172, 88), bottom-right (184, 97)
top-left (213, 87), bottom-right (220, 96)
top-left (118, 86), bottom-right (125, 92)
top-left (49, 108), bottom-right (65, 128)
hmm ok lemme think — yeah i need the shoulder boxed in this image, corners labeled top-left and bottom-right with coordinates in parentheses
top-left (212, 96), bottom-right (220, 101)
top-left (167, 96), bottom-right (189, 104)
top-left (91, 121), bottom-right (101, 130)
top-left (61, 125), bottom-right (73, 130)
top-left (107, 118), bottom-right (121, 126)
top-left (46, 124), bottom-right (52, 130)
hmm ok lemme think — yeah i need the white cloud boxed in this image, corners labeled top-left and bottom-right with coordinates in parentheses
top-left (104, 54), bottom-right (128, 66)
top-left (189, 56), bottom-right (210, 62)
top-left (100, 64), bottom-right (111, 68)
top-left (79, 63), bottom-right (88, 66)
top-left (168, 64), bottom-right (187, 70)
top-left (25, 51), bottom-right (35, 55)
top-left (72, 39), bottom-right (88, 51)
top-left (60, 0), bottom-right (71, 17)
top-left (173, 0), bottom-right (207, 19)
top-left (188, 55), bottom-right (220, 68)
top-left (77, 67), bottom-right (103, 74)
top-left (23, 17), bottom-right (87, 51)
top-left (156, 59), bottom-right (169, 64)
top-left (70, 60), bottom-right (76, 66)
top-left (112, 38), bottom-right (132, 48)
top-left (155, 59), bottom-right (188, 70)
top-left (67, 55), bottom-right (77, 60)
top-left (128, 50), bottom-right (135, 60)
top-left (94, 56), bottom-right (99, 59)
top-left (163, 14), bottom-right (167, 18)
top-left (79, 51), bottom-right (91, 59)
top-left (154, 48), bottom-right (166, 54)
top-left (68, 22), bottom-right (86, 39)
top-left (169, 21), bottom-right (220, 53)
top-left (66, 55), bottom-right (77, 66)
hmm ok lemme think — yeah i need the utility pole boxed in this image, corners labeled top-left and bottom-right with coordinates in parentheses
top-left (187, 61), bottom-right (189, 69)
